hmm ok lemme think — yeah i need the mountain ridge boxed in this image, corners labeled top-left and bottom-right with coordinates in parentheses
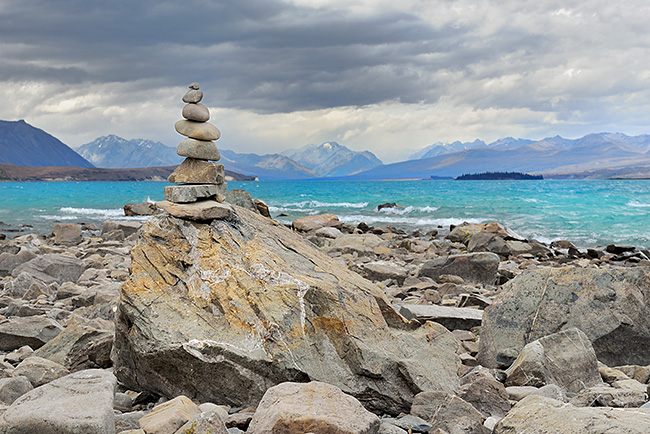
top-left (0, 120), bottom-right (94, 168)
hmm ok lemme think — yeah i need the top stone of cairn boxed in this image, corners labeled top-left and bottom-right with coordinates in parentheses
top-left (183, 82), bottom-right (203, 104)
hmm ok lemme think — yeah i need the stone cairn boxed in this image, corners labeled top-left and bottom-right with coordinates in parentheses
top-left (158, 83), bottom-right (232, 220)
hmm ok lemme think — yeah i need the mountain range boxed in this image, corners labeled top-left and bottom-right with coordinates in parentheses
top-left (77, 135), bottom-right (182, 168)
top-left (4, 119), bottom-right (650, 180)
top-left (348, 133), bottom-right (650, 180)
top-left (75, 135), bottom-right (383, 181)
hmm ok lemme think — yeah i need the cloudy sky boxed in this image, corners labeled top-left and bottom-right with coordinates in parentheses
top-left (1, 1), bottom-right (649, 163)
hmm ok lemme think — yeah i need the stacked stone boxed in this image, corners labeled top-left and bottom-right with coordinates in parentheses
top-left (159, 83), bottom-right (232, 221)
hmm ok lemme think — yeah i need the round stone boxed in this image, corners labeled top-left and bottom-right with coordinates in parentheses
top-left (175, 120), bottom-right (221, 141)
top-left (182, 90), bottom-right (203, 103)
top-left (189, 82), bottom-right (200, 90)
top-left (177, 138), bottom-right (220, 161)
top-left (182, 103), bottom-right (210, 122)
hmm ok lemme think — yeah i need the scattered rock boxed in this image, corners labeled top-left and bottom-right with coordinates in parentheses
top-left (504, 328), bottom-right (602, 394)
top-left (418, 252), bottom-right (500, 286)
top-left (291, 213), bottom-right (342, 232)
top-left (138, 395), bottom-right (201, 434)
top-left (124, 201), bottom-right (160, 216)
top-left (494, 395), bottom-right (650, 434)
top-left (32, 321), bottom-right (113, 371)
top-left (0, 376), bottom-right (33, 405)
top-left (12, 356), bottom-right (71, 387)
top-left (0, 369), bottom-right (116, 433)
top-left (12, 253), bottom-right (87, 285)
top-left (478, 267), bottom-right (650, 368)
top-left (0, 315), bottom-right (63, 351)
top-left (51, 223), bottom-right (83, 246)
top-left (247, 381), bottom-right (380, 434)
top-left (398, 304), bottom-right (483, 331)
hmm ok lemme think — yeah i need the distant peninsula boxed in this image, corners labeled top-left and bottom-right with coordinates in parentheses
top-left (456, 171), bottom-right (543, 180)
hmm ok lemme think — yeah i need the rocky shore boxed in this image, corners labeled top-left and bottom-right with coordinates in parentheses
top-left (0, 194), bottom-right (649, 433)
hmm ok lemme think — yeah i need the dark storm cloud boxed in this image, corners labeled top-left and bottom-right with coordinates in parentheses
top-left (0, 0), bottom-right (471, 111)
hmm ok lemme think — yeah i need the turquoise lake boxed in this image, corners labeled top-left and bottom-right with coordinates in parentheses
top-left (1, 180), bottom-right (649, 248)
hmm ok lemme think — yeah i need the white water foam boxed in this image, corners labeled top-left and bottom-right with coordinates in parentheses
top-left (59, 207), bottom-right (125, 217)
top-left (378, 205), bottom-right (440, 215)
top-left (273, 200), bottom-right (368, 209)
top-left (338, 214), bottom-right (485, 227)
top-left (627, 201), bottom-right (650, 208)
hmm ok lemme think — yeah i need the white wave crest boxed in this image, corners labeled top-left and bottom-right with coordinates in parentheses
top-left (378, 205), bottom-right (440, 215)
top-left (273, 200), bottom-right (368, 209)
top-left (338, 214), bottom-right (484, 227)
top-left (60, 207), bottom-right (125, 217)
top-left (627, 201), bottom-right (650, 208)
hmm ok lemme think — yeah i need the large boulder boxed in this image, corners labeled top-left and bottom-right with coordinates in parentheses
top-left (0, 369), bottom-right (116, 434)
top-left (0, 316), bottom-right (63, 351)
top-left (292, 213), bottom-right (342, 232)
top-left (11, 254), bottom-right (87, 285)
top-left (113, 209), bottom-right (460, 415)
top-left (247, 381), bottom-right (380, 434)
top-left (504, 328), bottom-right (602, 394)
top-left (418, 252), bottom-right (500, 286)
top-left (478, 267), bottom-right (650, 368)
top-left (494, 395), bottom-right (650, 434)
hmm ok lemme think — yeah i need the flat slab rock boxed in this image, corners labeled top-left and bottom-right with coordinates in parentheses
top-left (397, 304), bottom-right (483, 330)
top-left (113, 208), bottom-right (460, 415)
top-left (157, 200), bottom-right (232, 221)
top-left (0, 369), bottom-right (116, 434)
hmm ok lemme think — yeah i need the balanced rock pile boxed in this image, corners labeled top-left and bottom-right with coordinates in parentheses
top-left (158, 83), bottom-right (232, 221)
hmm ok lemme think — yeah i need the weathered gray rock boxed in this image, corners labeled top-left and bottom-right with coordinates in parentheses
top-left (51, 223), bottom-right (83, 246)
top-left (176, 411), bottom-right (229, 434)
top-left (176, 138), bottom-right (220, 161)
top-left (247, 382), bottom-right (380, 434)
top-left (326, 233), bottom-right (390, 257)
top-left (102, 221), bottom-right (142, 238)
top-left (478, 267), bottom-right (650, 368)
top-left (506, 384), bottom-right (566, 402)
top-left (418, 253), bottom-right (499, 286)
top-left (0, 249), bottom-right (37, 278)
top-left (32, 322), bottom-right (113, 371)
top-left (504, 328), bottom-right (602, 394)
top-left (124, 202), bottom-right (159, 216)
top-left (569, 385), bottom-right (647, 408)
top-left (448, 222), bottom-right (524, 245)
top-left (12, 356), bottom-right (70, 387)
top-left (138, 395), bottom-right (201, 434)
top-left (12, 254), bottom-right (87, 285)
top-left (0, 376), bottom-right (33, 405)
top-left (424, 393), bottom-right (489, 434)
top-left (224, 189), bottom-right (258, 212)
top-left (175, 120), bottom-right (221, 141)
top-left (164, 184), bottom-right (222, 204)
top-left (292, 213), bottom-right (342, 232)
top-left (398, 304), bottom-right (483, 331)
top-left (494, 395), bottom-right (650, 434)
top-left (252, 199), bottom-right (270, 218)
top-left (183, 89), bottom-right (203, 104)
top-left (182, 103), bottom-right (210, 122)
top-left (0, 369), bottom-right (116, 434)
top-left (113, 210), bottom-right (460, 415)
top-left (0, 316), bottom-right (63, 351)
top-left (357, 261), bottom-right (409, 285)
top-left (168, 159), bottom-right (225, 184)
top-left (157, 200), bottom-right (232, 221)
top-left (2, 272), bottom-right (39, 298)
top-left (459, 367), bottom-right (511, 418)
